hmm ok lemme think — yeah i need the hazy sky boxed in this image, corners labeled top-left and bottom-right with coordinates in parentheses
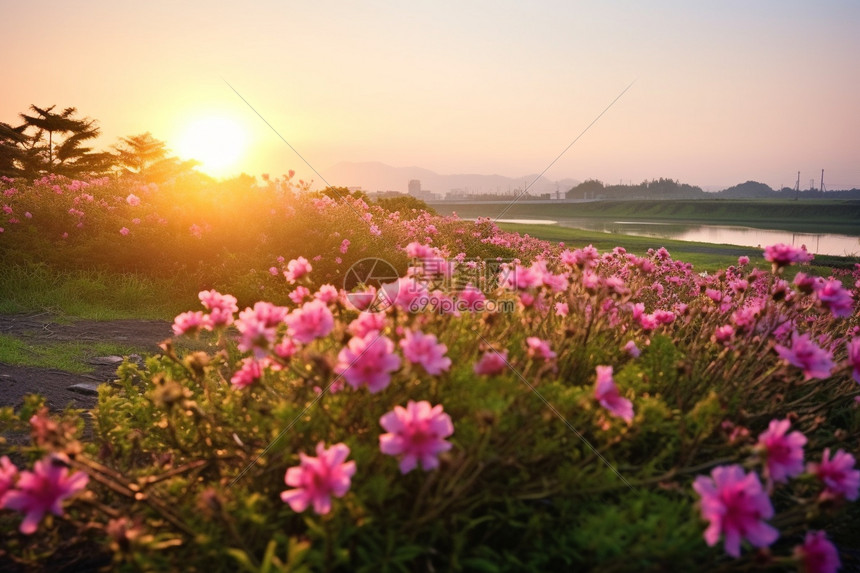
top-left (3, 0), bottom-right (859, 189)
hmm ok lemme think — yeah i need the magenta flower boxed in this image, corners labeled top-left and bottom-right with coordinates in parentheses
top-left (400, 330), bottom-right (451, 375)
top-left (236, 302), bottom-right (288, 356)
top-left (757, 419), bottom-right (806, 483)
top-left (692, 465), bottom-right (779, 558)
top-left (3, 454), bottom-right (89, 534)
top-left (623, 340), bottom-right (640, 358)
top-left (775, 332), bottom-right (835, 380)
top-left (847, 337), bottom-right (860, 384)
top-left (474, 349), bottom-right (509, 376)
top-left (794, 531), bottom-right (841, 573)
top-left (526, 337), bottom-right (556, 361)
top-left (764, 243), bottom-right (813, 270)
top-left (555, 302), bottom-right (569, 316)
top-left (126, 193), bottom-right (141, 206)
top-left (280, 442), bottom-right (356, 515)
top-left (379, 401), bottom-right (454, 473)
top-left (713, 325), bottom-right (735, 345)
top-left (348, 311), bottom-right (387, 338)
top-left (0, 456), bottom-right (19, 503)
top-left (808, 448), bottom-right (860, 501)
top-left (314, 284), bottom-right (339, 304)
top-left (334, 332), bottom-right (401, 393)
top-left (172, 310), bottom-right (210, 336)
top-left (457, 284), bottom-right (486, 311)
top-left (285, 299), bottom-right (334, 345)
top-left (198, 289), bottom-right (238, 327)
top-left (119, 226), bottom-right (130, 236)
top-left (814, 278), bottom-right (854, 318)
top-left (288, 286), bottom-right (311, 304)
top-left (230, 357), bottom-right (265, 388)
top-left (283, 256), bottom-right (312, 283)
top-left (594, 366), bottom-right (634, 424)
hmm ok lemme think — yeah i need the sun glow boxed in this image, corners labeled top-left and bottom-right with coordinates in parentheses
top-left (176, 116), bottom-right (247, 177)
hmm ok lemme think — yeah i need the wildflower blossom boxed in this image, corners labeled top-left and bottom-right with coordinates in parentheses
top-left (314, 284), bottom-right (339, 304)
top-left (3, 454), bottom-right (89, 535)
top-left (172, 311), bottom-right (210, 336)
top-left (0, 456), bottom-right (19, 502)
top-left (713, 325), bottom-right (735, 345)
top-left (526, 337), bottom-right (556, 361)
top-left (281, 442), bottom-right (356, 515)
top-left (119, 227), bottom-right (130, 236)
top-left (847, 338), bottom-right (860, 384)
top-left (624, 340), bottom-right (640, 358)
top-left (400, 330), bottom-right (451, 375)
top-left (126, 193), bottom-right (140, 206)
top-left (198, 290), bottom-right (238, 327)
top-left (379, 401), bottom-right (454, 473)
top-left (594, 366), bottom-right (634, 423)
top-left (457, 284), bottom-right (486, 311)
top-left (285, 299), bottom-right (334, 344)
top-left (284, 256), bottom-right (312, 283)
top-left (692, 465), bottom-right (778, 558)
top-left (231, 357), bottom-right (265, 388)
top-left (775, 332), bottom-right (835, 380)
top-left (814, 278), bottom-right (854, 318)
top-left (794, 531), bottom-right (841, 573)
top-left (808, 448), bottom-right (859, 501)
top-left (288, 286), bottom-right (311, 304)
top-left (474, 349), bottom-right (509, 376)
top-left (764, 243), bottom-right (813, 271)
top-left (555, 302), bottom-right (569, 316)
top-left (757, 419), bottom-right (806, 483)
top-left (335, 332), bottom-right (401, 393)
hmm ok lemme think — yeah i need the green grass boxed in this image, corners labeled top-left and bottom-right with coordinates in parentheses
top-left (0, 263), bottom-right (199, 320)
top-left (498, 223), bottom-right (857, 273)
top-left (0, 333), bottom-right (141, 374)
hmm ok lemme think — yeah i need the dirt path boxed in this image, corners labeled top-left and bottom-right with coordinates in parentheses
top-left (0, 313), bottom-right (172, 411)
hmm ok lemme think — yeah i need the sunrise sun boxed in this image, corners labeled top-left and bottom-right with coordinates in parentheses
top-left (176, 116), bottom-right (247, 177)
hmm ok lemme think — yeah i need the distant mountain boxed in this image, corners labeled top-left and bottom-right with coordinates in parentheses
top-left (325, 161), bottom-right (578, 197)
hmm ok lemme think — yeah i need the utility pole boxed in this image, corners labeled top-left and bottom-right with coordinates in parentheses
top-left (794, 171), bottom-right (800, 200)
top-left (820, 169), bottom-right (826, 193)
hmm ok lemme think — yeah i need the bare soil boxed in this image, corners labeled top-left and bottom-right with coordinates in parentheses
top-left (0, 313), bottom-right (172, 411)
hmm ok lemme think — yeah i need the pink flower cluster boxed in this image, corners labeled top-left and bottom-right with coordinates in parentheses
top-left (594, 366), bottom-right (634, 424)
top-left (379, 401), bottom-right (454, 473)
top-left (281, 442), bottom-right (356, 514)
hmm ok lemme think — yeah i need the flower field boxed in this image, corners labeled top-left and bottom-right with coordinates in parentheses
top-left (1, 173), bottom-right (859, 571)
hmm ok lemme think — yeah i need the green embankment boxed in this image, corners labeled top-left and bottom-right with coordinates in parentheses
top-left (434, 199), bottom-right (860, 235)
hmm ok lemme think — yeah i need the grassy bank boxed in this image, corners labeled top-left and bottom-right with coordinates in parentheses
top-left (434, 199), bottom-right (860, 235)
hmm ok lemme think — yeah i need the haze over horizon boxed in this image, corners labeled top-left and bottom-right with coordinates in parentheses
top-left (3, 1), bottom-right (859, 190)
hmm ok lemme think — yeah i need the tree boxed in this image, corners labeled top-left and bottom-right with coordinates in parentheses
top-left (0, 121), bottom-right (32, 178)
top-left (112, 132), bottom-right (200, 183)
top-left (19, 105), bottom-right (114, 177)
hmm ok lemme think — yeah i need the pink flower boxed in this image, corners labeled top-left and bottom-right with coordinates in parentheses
top-left (339, 239), bottom-right (350, 254)
top-left (172, 310), bottom-right (210, 336)
top-left (0, 456), bottom-right (19, 502)
top-left (3, 454), bottom-right (89, 535)
top-left (283, 256), bottom-right (312, 284)
top-left (474, 349), bottom-right (509, 376)
top-left (623, 340), bottom-right (640, 358)
top-left (713, 325), bottom-right (735, 345)
top-left (273, 337), bottom-right (298, 360)
top-left (126, 193), bottom-right (140, 206)
top-left (285, 299), bottom-right (334, 344)
top-left (288, 286), bottom-right (311, 304)
top-left (379, 401), bottom-right (454, 473)
top-left (757, 419), bottom-right (806, 483)
top-left (231, 357), bottom-right (264, 388)
top-left (280, 442), bottom-right (356, 514)
top-left (594, 366), bottom-right (634, 423)
top-left (457, 284), bottom-right (486, 311)
top-left (380, 277), bottom-right (427, 311)
top-left (236, 302), bottom-right (288, 356)
top-left (808, 448), bottom-right (860, 501)
top-left (555, 302), bottom-right (569, 316)
top-left (764, 243), bottom-right (813, 270)
top-left (526, 337), bottom-right (556, 361)
top-left (738, 256), bottom-right (750, 266)
top-left (794, 531), bottom-right (841, 573)
top-left (775, 332), bottom-right (835, 380)
top-left (119, 226), bottom-right (130, 236)
top-left (198, 290), bottom-right (238, 327)
top-left (692, 465), bottom-right (778, 558)
top-left (814, 278), bottom-right (854, 318)
top-left (348, 312), bottom-right (387, 338)
top-left (400, 330), bottom-right (451, 375)
top-left (847, 337), bottom-right (860, 384)
top-left (334, 332), bottom-right (401, 393)
top-left (314, 284), bottom-right (339, 303)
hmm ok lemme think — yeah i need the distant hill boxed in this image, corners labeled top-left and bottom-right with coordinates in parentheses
top-left (325, 161), bottom-right (578, 197)
top-left (566, 178), bottom-right (860, 201)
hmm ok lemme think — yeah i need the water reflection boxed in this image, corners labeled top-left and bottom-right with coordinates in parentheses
top-left (551, 218), bottom-right (860, 257)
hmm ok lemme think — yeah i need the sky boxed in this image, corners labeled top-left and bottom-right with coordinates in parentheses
top-left (3, 0), bottom-right (860, 190)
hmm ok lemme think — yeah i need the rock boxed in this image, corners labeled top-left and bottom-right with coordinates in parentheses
top-left (67, 382), bottom-right (101, 396)
top-left (88, 356), bottom-right (125, 366)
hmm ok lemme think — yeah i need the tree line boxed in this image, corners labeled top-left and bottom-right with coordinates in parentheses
top-left (0, 104), bottom-right (198, 181)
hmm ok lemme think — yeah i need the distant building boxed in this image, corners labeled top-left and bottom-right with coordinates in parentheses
top-left (408, 179), bottom-right (421, 195)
